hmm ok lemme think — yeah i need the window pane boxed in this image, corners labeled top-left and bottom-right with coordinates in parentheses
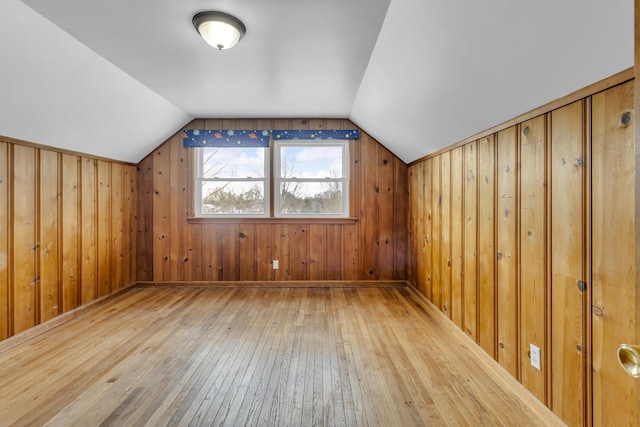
top-left (279, 146), bottom-right (344, 178)
top-left (280, 181), bottom-right (343, 214)
top-left (201, 147), bottom-right (266, 179)
top-left (201, 181), bottom-right (265, 214)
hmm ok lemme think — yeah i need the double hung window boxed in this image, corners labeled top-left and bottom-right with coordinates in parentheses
top-left (273, 141), bottom-right (349, 217)
top-left (194, 139), bottom-right (350, 218)
top-left (195, 145), bottom-right (270, 217)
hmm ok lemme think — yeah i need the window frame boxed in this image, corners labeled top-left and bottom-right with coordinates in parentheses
top-left (189, 137), bottom-right (356, 223)
top-left (273, 140), bottom-right (350, 219)
top-left (193, 145), bottom-right (271, 218)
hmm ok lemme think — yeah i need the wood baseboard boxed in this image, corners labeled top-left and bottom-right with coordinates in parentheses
top-left (0, 283), bottom-right (137, 355)
top-left (135, 280), bottom-right (409, 288)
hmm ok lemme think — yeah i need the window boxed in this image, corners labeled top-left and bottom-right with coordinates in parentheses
top-left (195, 146), bottom-right (269, 217)
top-left (274, 141), bottom-right (349, 218)
top-left (190, 130), bottom-right (354, 220)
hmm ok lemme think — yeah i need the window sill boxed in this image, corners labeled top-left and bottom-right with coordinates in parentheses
top-left (187, 217), bottom-right (358, 225)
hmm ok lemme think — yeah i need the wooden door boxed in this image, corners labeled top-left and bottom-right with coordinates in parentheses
top-left (591, 80), bottom-right (637, 426)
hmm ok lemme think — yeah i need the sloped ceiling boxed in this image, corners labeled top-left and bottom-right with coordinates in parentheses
top-left (0, 0), bottom-right (633, 163)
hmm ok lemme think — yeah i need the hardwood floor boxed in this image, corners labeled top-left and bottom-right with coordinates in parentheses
top-left (0, 286), bottom-right (564, 426)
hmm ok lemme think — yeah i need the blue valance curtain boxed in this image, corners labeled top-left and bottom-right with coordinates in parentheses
top-left (183, 129), bottom-right (359, 148)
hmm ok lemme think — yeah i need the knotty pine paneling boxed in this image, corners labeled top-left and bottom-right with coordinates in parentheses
top-left (496, 126), bottom-right (519, 378)
top-left (0, 137), bottom-right (137, 343)
top-left (439, 151), bottom-right (452, 317)
top-left (431, 156), bottom-right (441, 308)
top-left (591, 80), bottom-right (636, 427)
top-left (137, 119), bottom-right (408, 283)
top-left (550, 100), bottom-right (586, 427)
top-left (12, 145), bottom-right (37, 334)
top-left (39, 150), bottom-right (60, 322)
top-left (423, 158), bottom-right (433, 298)
top-left (407, 165), bottom-right (418, 289)
top-left (0, 143), bottom-right (7, 340)
top-left (519, 115), bottom-right (546, 402)
top-left (450, 147), bottom-right (464, 329)
top-left (478, 135), bottom-right (496, 358)
top-left (413, 161), bottom-right (427, 294)
top-left (80, 158), bottom-right (97, 305)
top-left (61, 154), bottom-right (79, 312)
top-left (407, 79), bottom-right (636, 425)
top-left (463, 141), bottom-right (478, 340)
top-left (97, 161), bottom-right (112, 297)
top-left (136, 155), bottom-right (153, 281)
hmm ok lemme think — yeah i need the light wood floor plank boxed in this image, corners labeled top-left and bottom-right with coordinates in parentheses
top-left (0, 286), bottom-right (565, 426)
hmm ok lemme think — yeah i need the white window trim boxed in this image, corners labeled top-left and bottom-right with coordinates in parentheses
top-left (273, 140), bottom-right (350, 218)
top-left (194, 146), bottom-right (270, 218)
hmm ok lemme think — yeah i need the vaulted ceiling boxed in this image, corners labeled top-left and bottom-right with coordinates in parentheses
top-left (0, 0), bottom-right (633, 163)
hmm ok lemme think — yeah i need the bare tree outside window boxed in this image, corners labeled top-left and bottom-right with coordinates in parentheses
top-left (197, 146), bottom-right (268, 216)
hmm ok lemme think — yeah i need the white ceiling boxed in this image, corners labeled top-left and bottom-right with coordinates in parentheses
top-left (0, 0), bottom-right (633, 163)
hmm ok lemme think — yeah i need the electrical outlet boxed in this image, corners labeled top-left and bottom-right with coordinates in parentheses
top-left (530, 344), bottom-right (541, 371)
top-left (273, 260), bottom-right (279, 270)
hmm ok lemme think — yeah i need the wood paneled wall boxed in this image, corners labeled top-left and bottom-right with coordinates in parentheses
top-left (0, 138), bottom-right (137, 342)
top-left (136, 119), bottom-right (408, 282)
top-left (408, 79), bottom-right (635, 426)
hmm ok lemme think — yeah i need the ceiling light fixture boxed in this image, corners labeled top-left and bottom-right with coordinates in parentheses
top-left (193, 11), bottom-right (246, 50)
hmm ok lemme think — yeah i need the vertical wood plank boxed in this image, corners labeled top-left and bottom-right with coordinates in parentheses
top-left (135, 155), bottom-right (153, 281)
top-left (110, 163), bottom-right (124, 290)
top-left (97, 160), bottom-right (111, 297)
top-left (431, 156), bottom-right (442, 308)
top-left (39, 150), bottom-right (59, 321)
top-left (407, 167), bottom-right (418, 286)
top-left (152, 147), bottom-right (170, 281)
top-left (201, 225), bottom-right (221, 281)
top-left (519, 115), bottom-right (547, 401)
top-left (12, 145), bottom-right (37, 334)
top-left (423, 159), bottom-right (433, 299)
top-left (377, 146), bottom-right (395, 280)
top-left (496, 127), bottom-right (519, 377)
top-left (463, 141), bottom-right (478, 340)
top-left (121, 166), bottom-right (135, 287)
top-left (221, 224), bottom-right (239, 281)
top-left (342, 223), bottom-right (359, 281)
top-left (550, 100), bottom-right (586, 425)
top-left (128, 166), bottom-right (137, 285)
top-left (239, 224), bottom-right (256, 281)
top-left (80, 158), bottom-right (97, 304)
top-left (478, 135), bottom-right (496, 357)
top-left (440, 151), bottom-right (452, 317)
top-left (308, 224), bottom-right (326, 281)
top-left (394, 158), bottom-right (408, 280)
top-left (186, 223), bottom-right (202, 281)
top-left (591, 81), bottom-right (636, 427)
top-left (289, 225), bottom-right (308, 280)
top-left (450, 147), bottom-right (464, 329)
top-left (414, 162), bottom-right (427, 294)
top-left (0, 143), bottom-right (8, 339)
top-left (169, 137), bottom-right (187, 281)
top-left (61, 154), bottom-right (80, 311)
top-left (325, 224), bottom-right (343, 280)
top-left (255, 224), bottom-right (273, 281)
top-left (359, 134), bottom-right (379, 279)
top-left (274, 224), bottom-right (291, 280)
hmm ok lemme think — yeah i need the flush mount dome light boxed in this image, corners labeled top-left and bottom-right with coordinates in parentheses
top-left (193, 11), bottom-right (246, 50)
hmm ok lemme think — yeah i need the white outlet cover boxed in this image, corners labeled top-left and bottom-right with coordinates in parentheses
top-left (273, 260), bottom-right (279, 270)
top-left (530, 344), bottom-right (541, 371)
